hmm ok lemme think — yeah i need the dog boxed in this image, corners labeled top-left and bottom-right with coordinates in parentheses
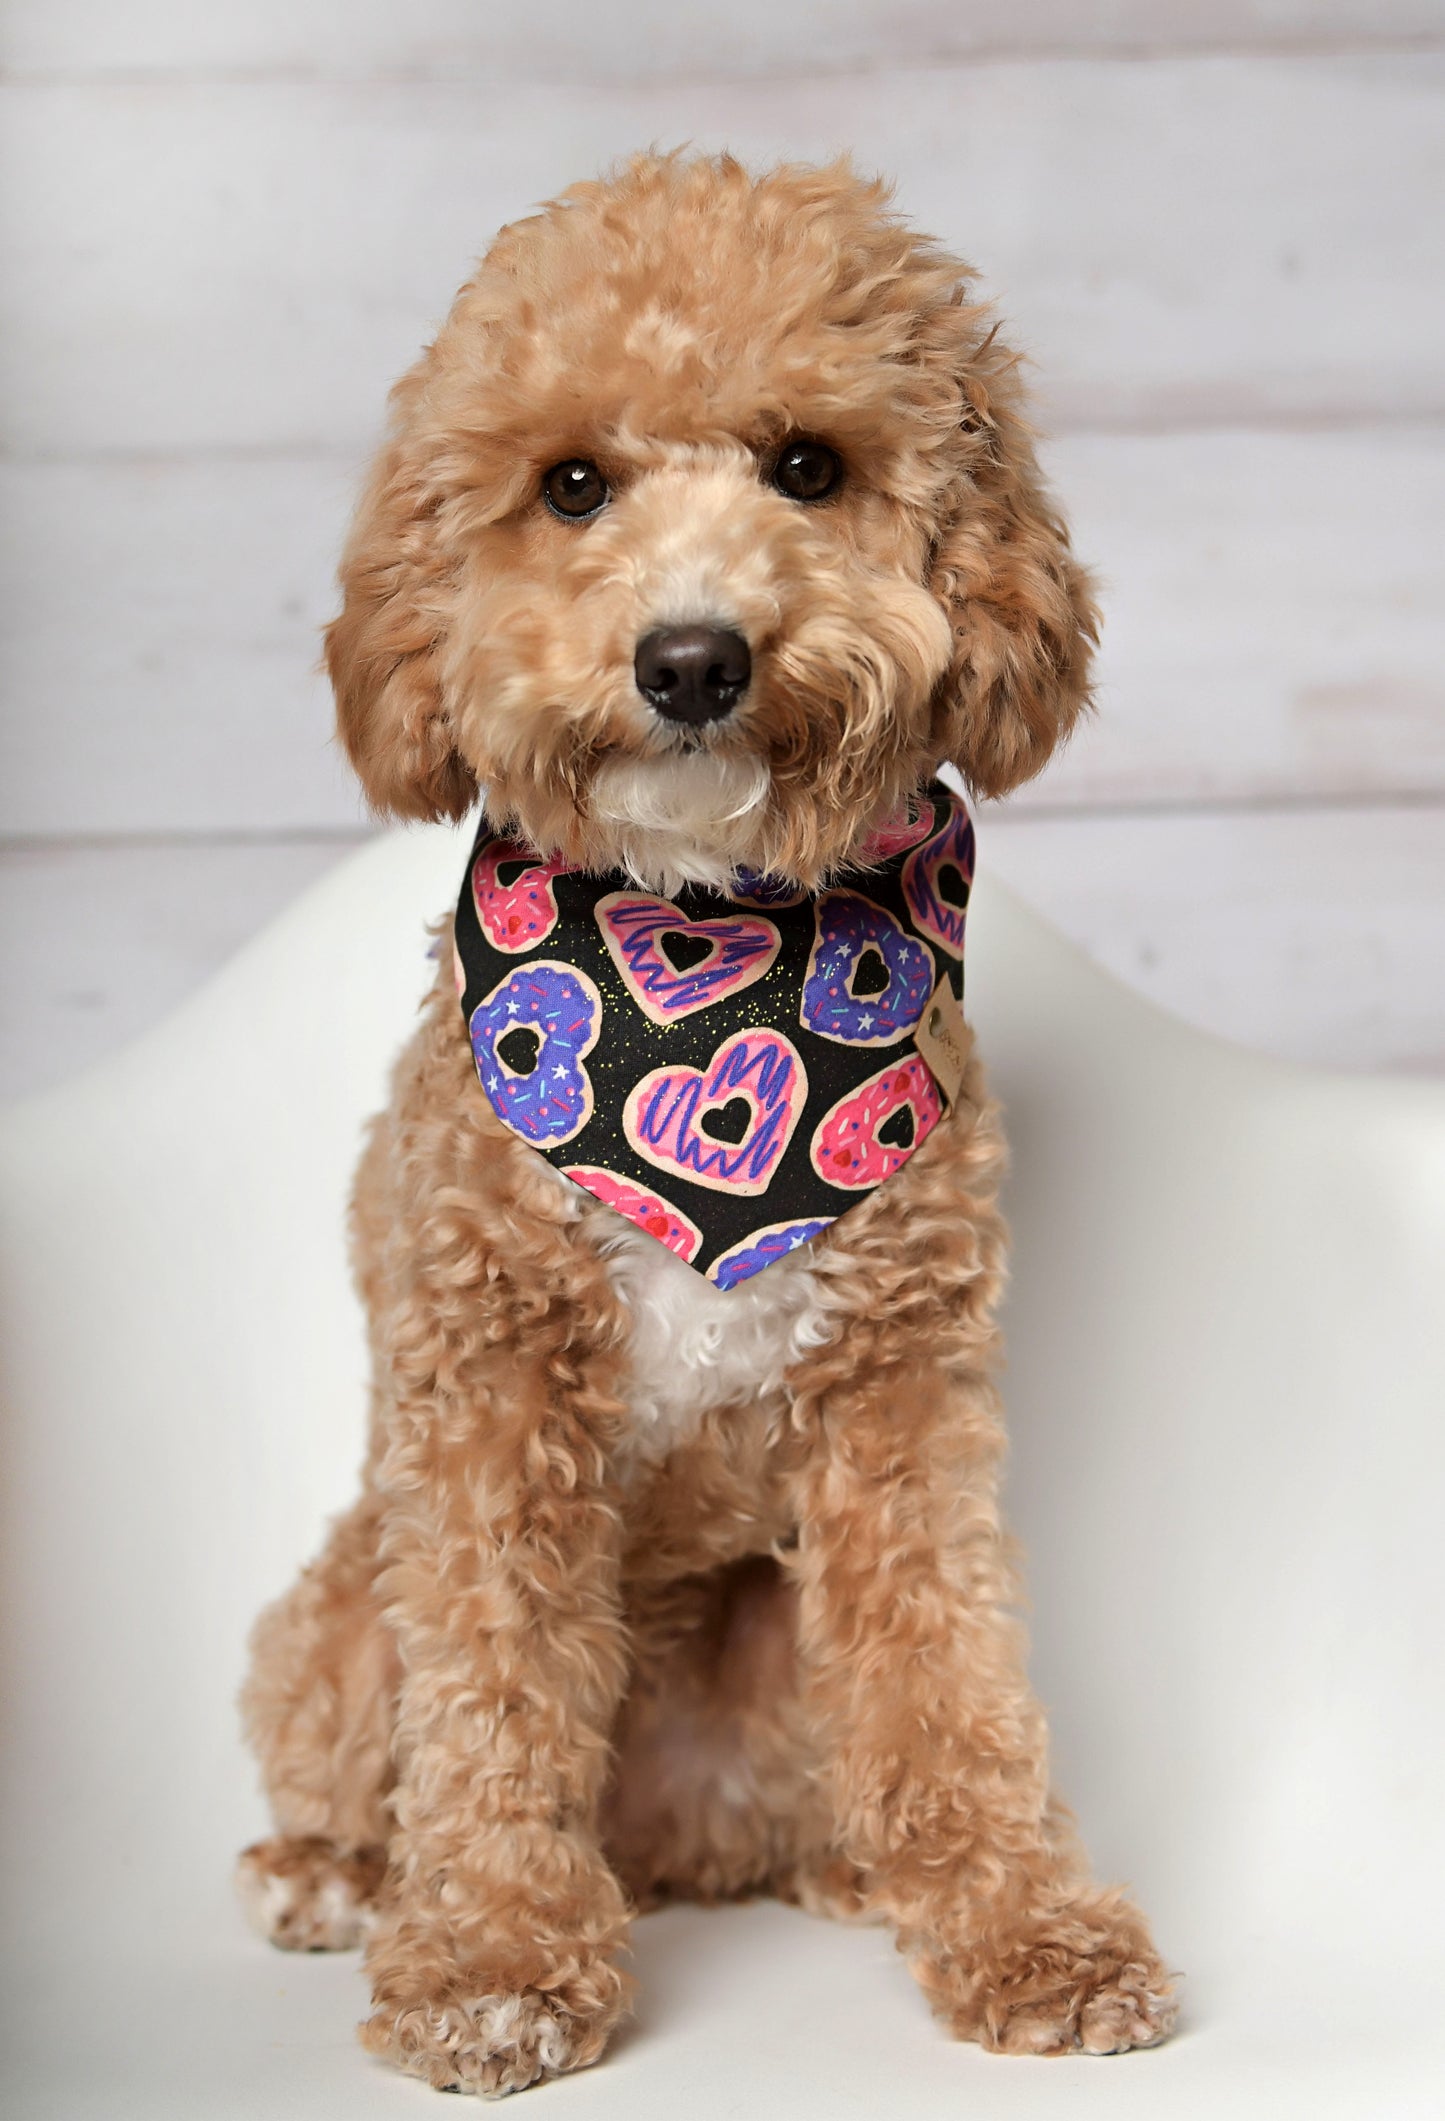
top-left (236, 151), bottom-right (1176, 2095)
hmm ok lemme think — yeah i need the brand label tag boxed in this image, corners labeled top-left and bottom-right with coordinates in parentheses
top-left (915, 974), bottom-right (970, 1104)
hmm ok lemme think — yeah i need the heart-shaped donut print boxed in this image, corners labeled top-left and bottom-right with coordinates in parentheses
top-left (562, 1166), bottom-right (702, 1262)
top-left (903, 807), bottom-right (974, 959)
top-left (730, 869), bottom-right (804, 909)
top-left (472, 837), bottom-right (574, 954)
top-left (596, 892), bottom-right (780, 1024)
top-left (707, 1216), bottom-right (836, 1290)
top-left (810, 1054), bottom-right (942, 1190)
top-left (856, 796), bottom-right (933, 864)
top-left (623, 1031), bottom-right (808, 1196)
top-left (469, 962), bottom-right (601, 1147)
top-left (800, 891), bottom-right (935, 1047)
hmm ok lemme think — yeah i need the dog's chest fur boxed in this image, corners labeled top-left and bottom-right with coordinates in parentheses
top-left (572, 1192), bottom-right (838, 1469)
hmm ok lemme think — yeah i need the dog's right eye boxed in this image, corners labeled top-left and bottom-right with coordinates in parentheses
top-left (543, 460), bottom-right (610, 520)
top-left (771, 438), bottom-right (844, 503)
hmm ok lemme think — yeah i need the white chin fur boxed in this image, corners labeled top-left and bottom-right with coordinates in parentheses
top-left (589, 750), bottom-right (772, 895)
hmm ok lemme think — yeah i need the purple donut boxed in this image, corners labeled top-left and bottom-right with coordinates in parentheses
top-left (707, 1217), bottom-right (835, 1291)
top-left (469, 962), bottom-right (600, 1146)
top-left (903, 806), bottom-right (974, 958)
top-left (731, 868), bottom-right (804, 908)
top-left (800, 891), bottom-right (935, 1047)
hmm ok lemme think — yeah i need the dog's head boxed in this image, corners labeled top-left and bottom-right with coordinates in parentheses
top-left (327, 153), bottom-right (1096, 891)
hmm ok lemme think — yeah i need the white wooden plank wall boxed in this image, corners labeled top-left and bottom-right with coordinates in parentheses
top-left (2, 2), bottom-right (1443, 1097)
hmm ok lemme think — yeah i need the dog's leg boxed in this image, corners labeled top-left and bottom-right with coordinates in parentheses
top-left (790, 1349), bottom-right (1177, 2055)
top-left (235, 1488), bottom-right (397, 1949)
top-left (357, 1254), bottom-right (635, 2096)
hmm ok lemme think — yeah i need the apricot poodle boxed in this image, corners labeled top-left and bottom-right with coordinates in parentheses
top-left (237, 151), bottom-right (1176, 2096)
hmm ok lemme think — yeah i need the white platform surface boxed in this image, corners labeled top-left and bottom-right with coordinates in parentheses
top-left (1, 824), bottom-right (1442, 2118)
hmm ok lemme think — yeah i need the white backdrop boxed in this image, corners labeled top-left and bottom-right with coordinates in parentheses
top-left (1, 1), bottom-right (1444, 1094)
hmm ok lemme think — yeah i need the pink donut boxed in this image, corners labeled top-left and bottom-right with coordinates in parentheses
top-left (562, 1166), bottom-right (702, 1262)
top-left (810, 1055), bottom-right (942, 1190)
top-left (857, 796), bottom-right (933, 864)
top-left (730, 869), bottom-right (805, 909)
top-left (471, 837), bottom-right (573, 953)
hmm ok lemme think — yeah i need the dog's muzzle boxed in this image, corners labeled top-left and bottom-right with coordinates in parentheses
top-left (634, 625), bottom-right (751, 727)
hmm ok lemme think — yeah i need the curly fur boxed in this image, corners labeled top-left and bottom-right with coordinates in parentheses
top-left (238, 151), bottom-right (1174, 2096)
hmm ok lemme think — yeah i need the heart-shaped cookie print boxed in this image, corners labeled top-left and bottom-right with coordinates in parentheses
top-left (623, 1030), bottom-right (808, 1197)
top-left (596, 891), bottom-right (780, 1025)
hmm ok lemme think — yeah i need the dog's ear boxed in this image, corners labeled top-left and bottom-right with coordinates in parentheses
top-left (324, 380), bottom-right (478, 823)
top-left (927, 387), bottom-right (1098, 800)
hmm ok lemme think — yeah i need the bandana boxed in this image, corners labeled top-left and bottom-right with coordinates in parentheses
top-left (453, 780), bottom-right (975, 1290)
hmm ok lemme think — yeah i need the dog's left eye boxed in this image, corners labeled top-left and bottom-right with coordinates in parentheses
top-left (771, 438), bottom-right (844, 503)
top-left (542, 459), bottom-right (610, 520)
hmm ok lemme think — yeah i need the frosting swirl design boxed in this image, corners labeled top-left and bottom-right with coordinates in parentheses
top-left (595, 891), bottom-right (779, 1023)
top-left (623, 1031), bottom-right (807, 1197)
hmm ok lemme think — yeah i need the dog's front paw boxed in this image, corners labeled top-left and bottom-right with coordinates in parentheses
top-left (919, 1889), bottom-right (1178, 2056)
top-left (361, 1944), bottom-right (633, 2096)
top-left (235, 1835), bottom-right (386, 1951)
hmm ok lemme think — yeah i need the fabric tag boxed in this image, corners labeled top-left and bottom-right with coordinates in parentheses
top-left (915, 972), bottom-right (970, 1105)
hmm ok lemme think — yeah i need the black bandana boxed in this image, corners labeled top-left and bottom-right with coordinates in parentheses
top-left (453, 781), bottom-right (974, 1289)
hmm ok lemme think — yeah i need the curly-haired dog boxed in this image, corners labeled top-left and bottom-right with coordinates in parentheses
top-left (237, 152), bottom-right (1176, 2095)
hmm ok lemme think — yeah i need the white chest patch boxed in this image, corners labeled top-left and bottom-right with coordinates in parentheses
top-left (573, 1189), bottom-right (839, 1471)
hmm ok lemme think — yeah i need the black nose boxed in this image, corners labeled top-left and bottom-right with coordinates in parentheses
top-left (634, 626), bottom-right (751, 726)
